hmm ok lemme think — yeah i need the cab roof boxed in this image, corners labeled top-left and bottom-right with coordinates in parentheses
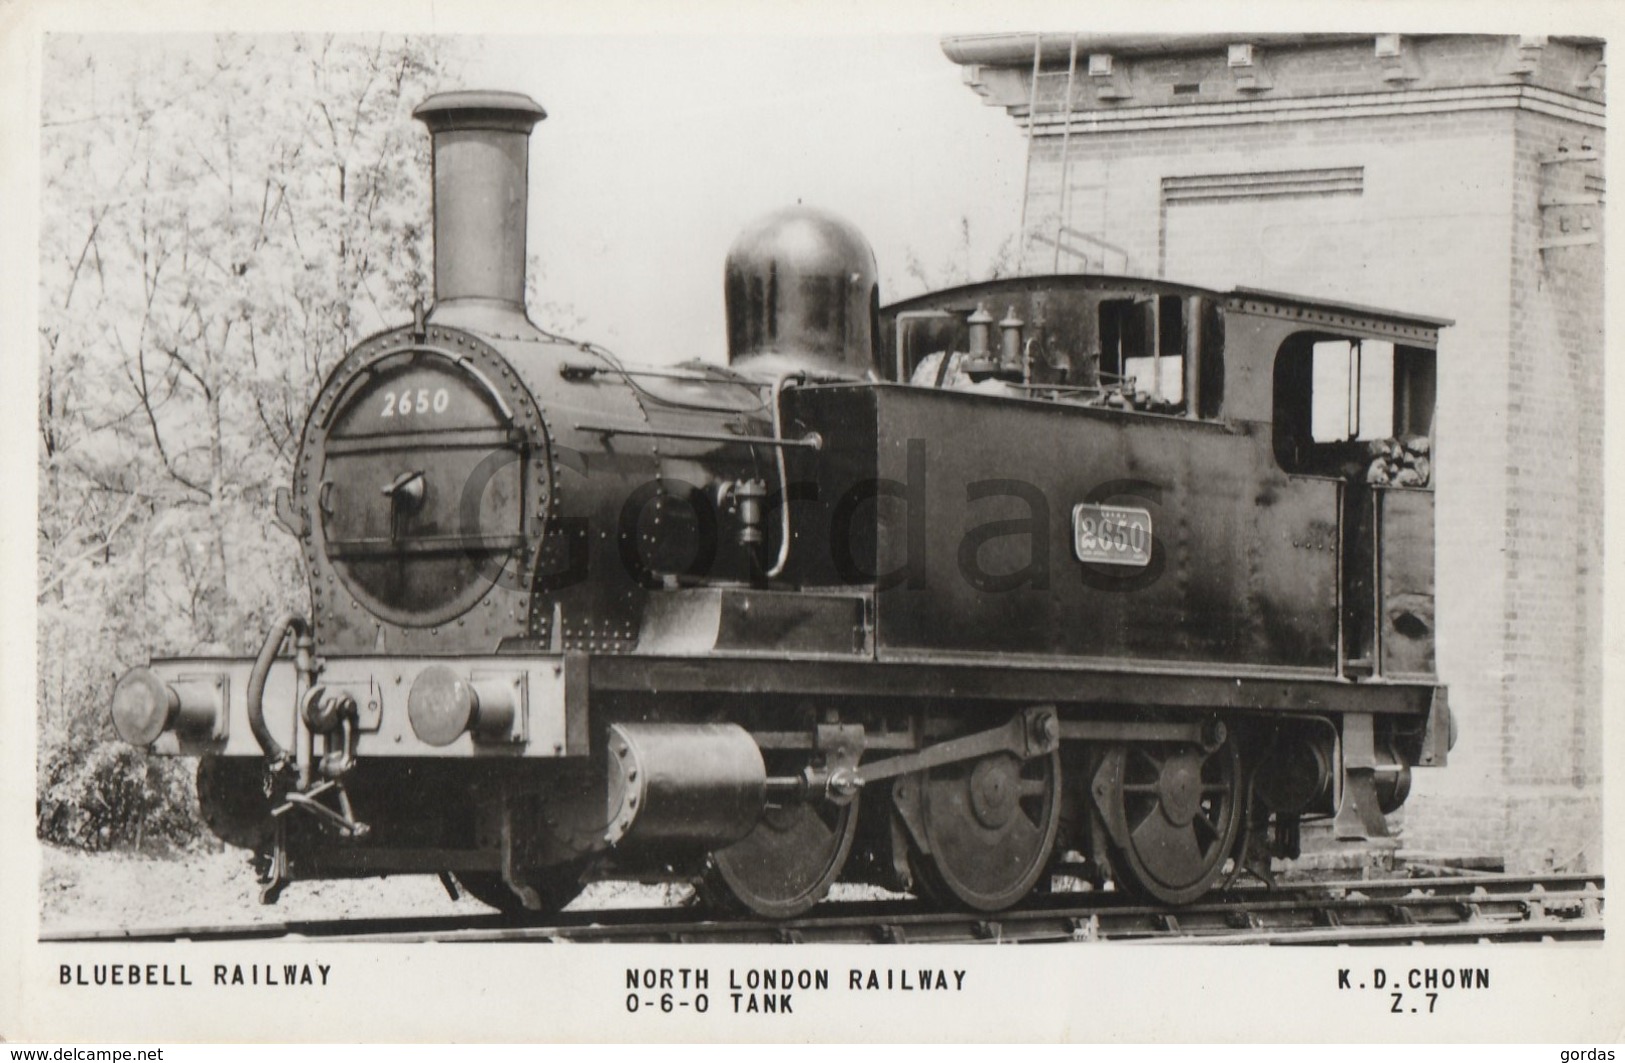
top-left (882, 273), bottom-right (1452, 334)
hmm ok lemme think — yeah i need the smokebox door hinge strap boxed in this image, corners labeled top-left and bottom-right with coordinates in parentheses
top-left (412, 297), bottom-right (428, 342)
top-left (273, 486), bottom-right (306, 538)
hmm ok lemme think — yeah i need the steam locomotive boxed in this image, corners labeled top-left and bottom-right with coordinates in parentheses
top-left (109, 89), bottom-right (1454, 917)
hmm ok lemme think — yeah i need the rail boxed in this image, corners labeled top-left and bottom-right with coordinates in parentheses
top-left (40, 872), bottom-right (1602, 946)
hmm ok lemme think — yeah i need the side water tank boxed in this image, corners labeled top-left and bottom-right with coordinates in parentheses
top-left (724, 206), bottom-right (881, 379)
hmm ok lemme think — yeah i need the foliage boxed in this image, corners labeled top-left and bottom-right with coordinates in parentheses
top-left (37, 34), bottom-right (467, 849)
top-left (38, 744), bottom-right (203, 852)
top-left (900, 215), bottom-right (1020, 297)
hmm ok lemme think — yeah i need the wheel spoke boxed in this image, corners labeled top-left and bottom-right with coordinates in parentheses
top-left (1106, 738), bottom-right (1244, 905)
top-left (1130, 746), bottom-right (1164, 774)
top-left (1122, 794), bottom-right (1159, 835)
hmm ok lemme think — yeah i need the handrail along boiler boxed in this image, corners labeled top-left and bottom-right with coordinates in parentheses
top-left (109, 90), bottom-right (1455, 915)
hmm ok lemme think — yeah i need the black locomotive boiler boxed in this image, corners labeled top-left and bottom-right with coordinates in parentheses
top-left (109, 90), bottom-right (1454, 917)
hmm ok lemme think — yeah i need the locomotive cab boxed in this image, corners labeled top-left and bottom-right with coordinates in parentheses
top-left (880, 277), bottom-right (1444, 694)
top-left (872, 277), bottom-right (1451, 856)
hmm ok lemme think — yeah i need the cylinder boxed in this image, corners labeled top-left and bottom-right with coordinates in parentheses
top-left (603, 723), bottom-right (766, 847)
top-left (413, 91), bottom-right (547, 311)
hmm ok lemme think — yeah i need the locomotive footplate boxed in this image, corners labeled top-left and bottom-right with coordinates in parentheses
top-left (583, 653), bottom-right (1446, 724)
top-left (115, 644), bottom-right (1448, 914)
top-left (116, 651), bottom-right (1448, 762)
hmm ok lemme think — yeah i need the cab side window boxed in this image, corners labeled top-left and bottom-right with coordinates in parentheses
top-left (1274, 332), bottom-right (1436, 481)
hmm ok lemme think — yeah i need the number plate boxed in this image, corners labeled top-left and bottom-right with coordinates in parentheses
top-left (1072, 504), bottom-right (1153, 567)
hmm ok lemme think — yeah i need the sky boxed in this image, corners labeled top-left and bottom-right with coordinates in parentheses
top-left (473, 35), bottom-right (1028, 362)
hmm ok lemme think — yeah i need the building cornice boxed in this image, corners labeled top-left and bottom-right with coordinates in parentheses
top-left (942, 32), bottom-right (1605, 68)
top-left (1014, 83), bottom-right (1605, 135)
top-left (949, 33), bottom-right (1606, 135)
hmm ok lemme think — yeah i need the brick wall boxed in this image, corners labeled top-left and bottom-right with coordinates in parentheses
top-left (946, 33), bottom-right (1605, 870)
top-left (1406, 104), bottom-right (1604, 872)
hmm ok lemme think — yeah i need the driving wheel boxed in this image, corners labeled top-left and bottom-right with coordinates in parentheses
top-left (1095, 737), bottom-right (1244, 905)
top-left (700, 795), bottom-right (859, 919)
top-left (910, 750), bottom-right (1062, 912)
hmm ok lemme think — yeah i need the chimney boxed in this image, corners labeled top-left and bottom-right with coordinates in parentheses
top-left (413, 90), bottom-right (547, 321)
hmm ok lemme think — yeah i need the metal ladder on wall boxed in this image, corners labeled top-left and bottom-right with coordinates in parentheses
top-left (1015, 34), bottom-right (1083, 275)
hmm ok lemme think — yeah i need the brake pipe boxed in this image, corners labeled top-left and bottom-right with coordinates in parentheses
top-left (247, 612), bottom-right (312, 771)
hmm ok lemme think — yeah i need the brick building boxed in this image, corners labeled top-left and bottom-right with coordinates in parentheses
top-left (940, 33), bottom-right (1605, 870)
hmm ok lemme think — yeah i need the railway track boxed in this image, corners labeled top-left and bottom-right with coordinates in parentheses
top-left (41, 872), bottom-right (1603, 946)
